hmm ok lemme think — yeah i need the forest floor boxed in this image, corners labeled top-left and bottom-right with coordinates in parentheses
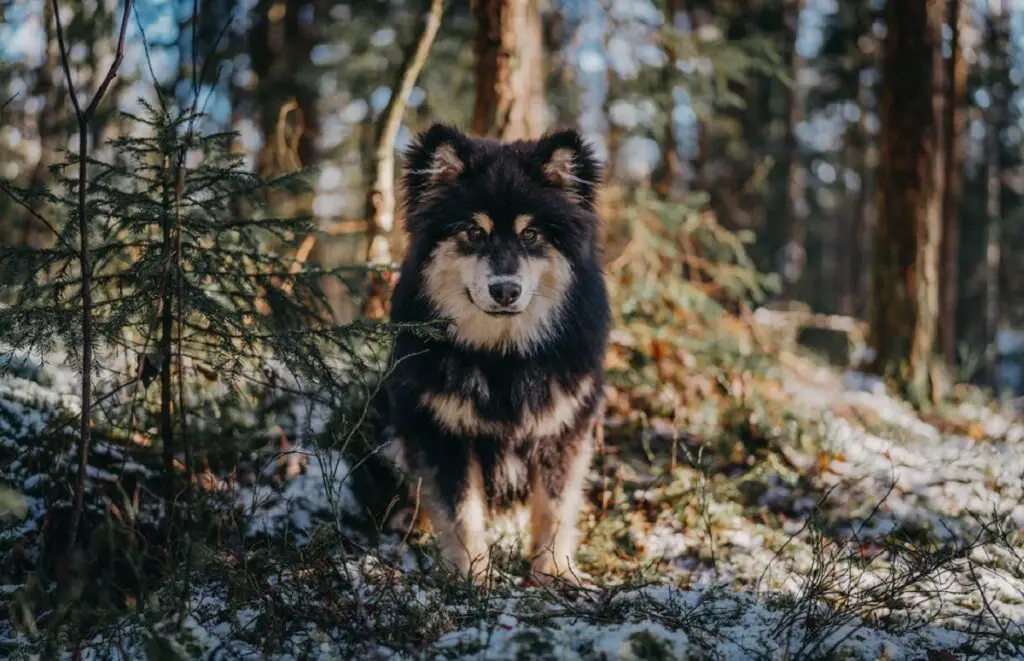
top-left (2, 300), bottom-right (1024, 660)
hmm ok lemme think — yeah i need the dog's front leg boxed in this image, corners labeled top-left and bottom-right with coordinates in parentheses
top-left (419, 454), bottom-right (490, 582)
top-left (528, 430), bottom-right (594, 584)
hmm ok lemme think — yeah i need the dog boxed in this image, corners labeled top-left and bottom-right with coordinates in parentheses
top-left (375, 123), bottom-right (611, 584)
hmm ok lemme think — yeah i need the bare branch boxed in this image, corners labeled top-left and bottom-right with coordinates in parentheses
top-left (53, 0), bottom-right (134, 123)
top-left (85, 0), bottom-right (134, 118)
top-left (283, 220), bottom-right (367, 295)
top-left (374, 0), bottom-right (445, 175)
top-left (363, 0), bottom-right (445, 317)
top-left (131, 3), bottom-right (169, 112)
top-left (51, 0), bottom-right (82, 118)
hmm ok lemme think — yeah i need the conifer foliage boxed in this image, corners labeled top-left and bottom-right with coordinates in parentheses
top-left (0, 101), bottom-right (388, 549)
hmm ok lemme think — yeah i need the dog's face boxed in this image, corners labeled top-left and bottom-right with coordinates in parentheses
top-left (437, 209), bottom-right (563, 316)
top-left (401, 124), bottom-right (602, 354)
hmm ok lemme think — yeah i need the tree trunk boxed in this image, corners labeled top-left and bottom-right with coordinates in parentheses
top-left (836, 141), bottom-right (855, 316)
top-left (688, 5), bottom-right (712, 194)
top-left (542, 8), bottom-right (580, 128)
top-left (870, 0), bottom-right (945, 406)
top-left (852, 91), bottom-right (876, 321)
top-left (653, 0), bottom-right (685, 199)
top-left (781, 0), bottom-right (808, 300)
top-left (939, 0), bottom-right (966, 367)
top-left (984, 0), bottom-right (1008, 388)
top-left (251, 0), bottom-right (322, 169)
top-left (853, 25), bottom-right (880, 322)
top-left (161, 174), bottom-right (176, 527)
top-left (603, 66), bottom-right (622, 185)
top-left (23, 0), bottom-right (62, 249)
top-left (472, 0), bottom-right (548, 140)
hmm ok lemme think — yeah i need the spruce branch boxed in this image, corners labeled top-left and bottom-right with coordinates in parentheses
top-left (0, 179), bottom-right (66, 245)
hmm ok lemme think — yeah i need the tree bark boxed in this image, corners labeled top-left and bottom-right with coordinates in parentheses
top-left (870, 0), bottom-right (945, 406)
top-left (161, 171), bottom-right (176, 523)
top-left (653, 0), bottom-right (685, 199)
top-left (23, 0), bottom-right (63, 249)
top-left (852, 81), bottom-right (876, 321)
top-left (836, 141), bottom-right (855, 316)
top-left (603, 65), bottom-right (622, 185)
top-left (251, 0), bottom-right (323, 169)
top-left (939, 0), bottom-right (966, 367)
top-left (781, 0), bottom-right (808, 300)
top-left (984, 0), bottom-right (1008, 388)
top-left (542, 8), bottom-right (580, 128)
top-left (853, 20), bottom-right (881, 322)
top-left (689, 5), bottom-right (711, 194)
top-left (472, 0), bottom-right (548, 140)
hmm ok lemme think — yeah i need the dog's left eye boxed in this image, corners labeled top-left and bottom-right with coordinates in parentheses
top-left (520, 228), bottom-right (539, 244)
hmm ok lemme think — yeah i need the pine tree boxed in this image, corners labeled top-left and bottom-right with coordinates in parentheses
top-left (870, 0), bottom-right (945, 405)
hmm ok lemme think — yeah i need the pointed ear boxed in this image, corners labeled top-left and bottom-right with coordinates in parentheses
top-left (402, 123), bottom-right (473, 205)
top-left (532, 128), bottom-right (602, 209)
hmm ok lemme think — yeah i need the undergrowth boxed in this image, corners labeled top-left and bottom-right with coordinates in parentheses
top-left (1, 164), bottom-right (1023, 659)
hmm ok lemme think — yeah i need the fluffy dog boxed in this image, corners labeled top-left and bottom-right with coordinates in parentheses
top-left (376, 123), bottom-right (610, 583)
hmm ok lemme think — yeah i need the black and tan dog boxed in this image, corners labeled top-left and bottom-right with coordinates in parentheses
top-left (376, 123), bottom-right (610, 584)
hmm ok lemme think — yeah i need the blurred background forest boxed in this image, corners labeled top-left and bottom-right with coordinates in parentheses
top-left (2, 0), bottom-right (1024, 658)
top-left (0, 0), bottom-right (1021, 395)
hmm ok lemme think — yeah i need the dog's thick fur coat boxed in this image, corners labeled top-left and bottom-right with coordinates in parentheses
top-left (377, 123), bottom-right (610, 582)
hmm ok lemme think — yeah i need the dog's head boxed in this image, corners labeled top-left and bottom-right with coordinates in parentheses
top-left (401, 123), bottom-right (603, 354)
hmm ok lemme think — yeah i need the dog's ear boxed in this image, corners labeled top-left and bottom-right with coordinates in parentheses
top-left (532, 128), bottom-right (601, 209)
top-left (402, 123), bottom-right (472, 205)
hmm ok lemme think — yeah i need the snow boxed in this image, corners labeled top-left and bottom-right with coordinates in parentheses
top-left (237, 448), bottom-right (359, 541)
top-left (58, 579), bottom-right (988, 660)
top-left (4, 344), bottom-right (1024, 659)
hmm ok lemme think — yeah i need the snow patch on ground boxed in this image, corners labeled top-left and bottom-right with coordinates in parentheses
top-left (237, 448), bottom-right (359, 540)
top-left (66, 580), bottom-right (987, 660)
top-left (4, 345), bottom-right (1024, 658)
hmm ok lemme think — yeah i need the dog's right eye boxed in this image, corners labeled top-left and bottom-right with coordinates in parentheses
top-left (466, 226), bottom-right (486, 243)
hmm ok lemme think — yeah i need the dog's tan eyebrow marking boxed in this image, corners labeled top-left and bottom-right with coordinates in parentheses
top-left (514, 214), bottom-right (533, 235)
top-left (472, 212), bottom-right (494, 234)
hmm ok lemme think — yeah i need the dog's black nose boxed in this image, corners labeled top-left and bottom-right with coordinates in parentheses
top-left (488, 281), bottom-right (521, 306)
